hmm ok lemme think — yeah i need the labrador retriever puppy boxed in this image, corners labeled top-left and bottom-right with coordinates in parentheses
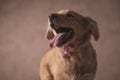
top-left (40, 9), bottom-right (99, 80)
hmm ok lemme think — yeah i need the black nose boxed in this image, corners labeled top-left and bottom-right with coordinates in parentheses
top-left (49, 13), bottom-right (57, 21)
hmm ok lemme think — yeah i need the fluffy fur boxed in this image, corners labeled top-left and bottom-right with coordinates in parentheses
top-left (40, 9), bottom-right (99, 80)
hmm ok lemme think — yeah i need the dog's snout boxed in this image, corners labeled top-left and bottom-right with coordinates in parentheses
top-left (49, 13), bottom-right (57, 21)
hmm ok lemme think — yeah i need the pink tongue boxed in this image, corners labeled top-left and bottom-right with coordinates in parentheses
top-left (49, 33), bottom-right (64, 48)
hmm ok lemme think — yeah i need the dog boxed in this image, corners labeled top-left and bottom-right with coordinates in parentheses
top-left (40, 9), bottom-right (99, 80)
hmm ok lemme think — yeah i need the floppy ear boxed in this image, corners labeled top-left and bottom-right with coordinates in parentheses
top-left (85, 17), bottom-right (100, 41)
top-left (45, 26), bottom-right (55, 40)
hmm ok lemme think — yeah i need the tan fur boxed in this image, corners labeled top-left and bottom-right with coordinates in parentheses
top-left (40, 9), bottom-right (99, 80)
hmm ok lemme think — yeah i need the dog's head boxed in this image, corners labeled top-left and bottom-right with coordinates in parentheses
top-left (46, 10), bottom-right (99, 48)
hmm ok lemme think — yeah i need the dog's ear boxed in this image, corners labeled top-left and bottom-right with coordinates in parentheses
top-left (45, 26), bottom-right (55, 40)
top-left (84, 17), bottom-right (100, 41)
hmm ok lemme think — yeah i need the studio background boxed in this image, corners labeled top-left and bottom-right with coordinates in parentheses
top-left (0, 0), bottom-right (120, 80)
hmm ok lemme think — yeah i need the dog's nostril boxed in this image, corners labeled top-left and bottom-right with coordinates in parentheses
top-left (52, 14), bottom-right (57, 18)
top-left (49, 13), bottom-right (57, 19)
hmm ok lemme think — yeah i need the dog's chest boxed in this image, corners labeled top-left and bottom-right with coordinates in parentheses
top-left (51, 54), bottom-right (84, 80)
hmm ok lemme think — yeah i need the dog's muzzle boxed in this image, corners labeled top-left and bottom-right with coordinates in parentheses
top-left (48, 14), bottom-right (74, 48)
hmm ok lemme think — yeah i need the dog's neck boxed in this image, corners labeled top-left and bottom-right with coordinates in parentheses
top-left (59, 41), bottom-right (91, 58)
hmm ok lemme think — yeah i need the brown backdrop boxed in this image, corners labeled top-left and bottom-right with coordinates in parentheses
top-left (0, 0), bottom-right (120, 80)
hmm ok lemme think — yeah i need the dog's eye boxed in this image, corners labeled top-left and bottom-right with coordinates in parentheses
top-left (66, 14), bottom-right (73, 17)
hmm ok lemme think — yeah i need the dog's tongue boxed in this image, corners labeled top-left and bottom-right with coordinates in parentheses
top-left (49, 33), bottom-right (64, 48)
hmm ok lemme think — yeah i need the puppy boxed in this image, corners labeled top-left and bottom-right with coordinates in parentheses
top-left (40, 9), bottom-right (99, 80)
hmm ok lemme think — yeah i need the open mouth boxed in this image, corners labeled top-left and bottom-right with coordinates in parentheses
top-left (49, 23), bottom-right (74, 48)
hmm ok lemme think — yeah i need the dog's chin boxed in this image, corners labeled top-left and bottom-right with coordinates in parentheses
top-left (49, 23), bottom-right (74, 48)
